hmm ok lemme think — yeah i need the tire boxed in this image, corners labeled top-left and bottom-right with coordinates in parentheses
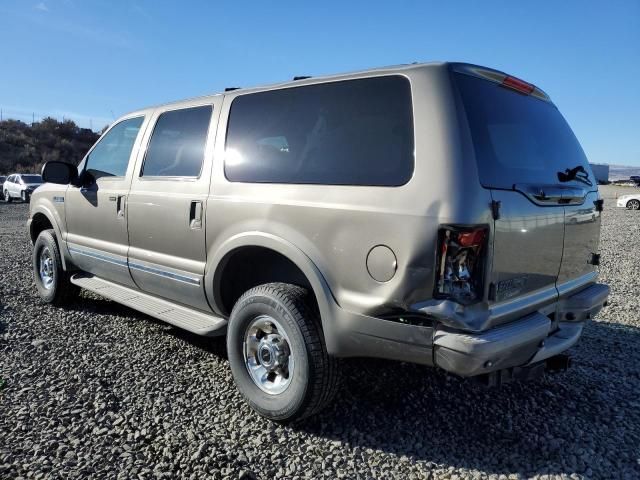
top-left (33, 229), bottom-right (80, 306)
top-left (627, 199), bottom-right (640, 210)
top-left (227, 283), bottom-right (340, 423)
top-left (4, 190), bottom-right (11, 203)
top-left (21, 190), bottom-right (29, 203)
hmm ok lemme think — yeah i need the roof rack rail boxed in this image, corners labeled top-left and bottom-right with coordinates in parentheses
top-left (293, 76), bottom-right (311, 81)
top-left (225, 87), bottom-right (240, 91)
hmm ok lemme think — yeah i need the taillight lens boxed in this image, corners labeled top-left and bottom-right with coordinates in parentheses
top-left (501, 75), bottom-right (535, 95)
top-left (435, 226), bottom-right (488, 304)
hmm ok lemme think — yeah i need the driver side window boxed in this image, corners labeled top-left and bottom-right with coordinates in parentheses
top-left (85, 116), bottom-right (144, 180)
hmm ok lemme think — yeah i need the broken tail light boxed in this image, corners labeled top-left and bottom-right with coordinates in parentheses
top-left (435, 226), bottom-right (488, 304)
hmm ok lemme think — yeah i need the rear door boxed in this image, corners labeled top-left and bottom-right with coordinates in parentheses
top-left (126, 103), bottom-right (218, 312)
top-left (453, 67), bottom-right (599, 305)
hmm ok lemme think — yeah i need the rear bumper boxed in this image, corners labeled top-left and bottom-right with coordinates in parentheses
top-left (328, 282), bottom-right (609, 377)
top-left (433, 283), bottom-right (608, 376)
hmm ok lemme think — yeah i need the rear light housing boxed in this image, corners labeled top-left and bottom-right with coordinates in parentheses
top-left (435, 226), bottom-right (488, 304)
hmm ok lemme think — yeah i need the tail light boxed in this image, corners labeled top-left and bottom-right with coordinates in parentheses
top-left (435, 226), bottom-right (488, 304)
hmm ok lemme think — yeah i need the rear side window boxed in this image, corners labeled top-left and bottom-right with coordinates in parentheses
top-left (454, 73), bottom-right (592, 189)
top-left (142, 106), bottom-right (212, 177)
top-left (86, 117), bottom-right (144, 179)
top-left (224, 76), bottom-right (414, 186)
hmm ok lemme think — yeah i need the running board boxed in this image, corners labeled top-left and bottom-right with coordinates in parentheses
top-left (70, 274), bottom-right (227, 336)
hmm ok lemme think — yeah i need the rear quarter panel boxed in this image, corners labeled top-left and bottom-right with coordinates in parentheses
top-left (205, 65), bottom-right (493, 317)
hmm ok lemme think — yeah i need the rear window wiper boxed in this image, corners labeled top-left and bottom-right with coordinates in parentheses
top-left (557, 165), bottom-right (593, 187)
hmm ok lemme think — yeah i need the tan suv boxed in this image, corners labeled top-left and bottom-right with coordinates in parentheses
top-left (28, 62), bottom-right (609, 422)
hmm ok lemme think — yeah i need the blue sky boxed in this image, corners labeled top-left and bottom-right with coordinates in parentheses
top-left (0, 0), bottom-right (638, 166)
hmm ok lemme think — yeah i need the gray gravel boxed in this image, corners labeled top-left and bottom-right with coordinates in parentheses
top-left (1, 185), bottom-right (639, 479)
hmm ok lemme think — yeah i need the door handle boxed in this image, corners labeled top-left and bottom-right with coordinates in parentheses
top-left (116, 195), bottom-right (126, 219)
top-left (190, 201), bottom-right (203, 229)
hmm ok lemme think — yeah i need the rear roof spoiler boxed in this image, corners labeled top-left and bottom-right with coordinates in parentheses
top-left (450, 63), bottom-right (552, 103)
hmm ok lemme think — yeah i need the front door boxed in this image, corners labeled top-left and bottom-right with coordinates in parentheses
top-left (126, 104), bottom-right (217, 311)
top-left (65, 115), bottom-right (147, 287)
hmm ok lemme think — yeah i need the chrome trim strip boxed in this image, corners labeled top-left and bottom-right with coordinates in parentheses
top-left (68, 246), bottom-right (201, 286)
top-left (128, 261), bottom-right (201, 286)
top-left (69, 247), bottom-right (128, 267)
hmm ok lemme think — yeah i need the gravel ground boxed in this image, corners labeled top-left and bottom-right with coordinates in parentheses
top-left (1, 185), bottom-right (639, 479)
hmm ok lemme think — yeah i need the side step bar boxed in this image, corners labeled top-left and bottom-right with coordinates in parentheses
top-left (70, 274), bottom-right (227, 336)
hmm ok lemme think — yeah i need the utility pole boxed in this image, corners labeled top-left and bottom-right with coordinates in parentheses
top-left (32, 112), bottom-right (35, 126)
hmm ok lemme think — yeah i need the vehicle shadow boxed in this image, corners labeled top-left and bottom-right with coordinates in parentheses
top-left (294, 319), bottom-right (640, 477)
top-left (64, 292), bottom-right (228, 356)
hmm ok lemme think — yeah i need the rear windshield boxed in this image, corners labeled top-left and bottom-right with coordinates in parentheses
top-left (21, 175), bottom-right (42, 184)
top-left (454, 72), bottom-right (592, 190)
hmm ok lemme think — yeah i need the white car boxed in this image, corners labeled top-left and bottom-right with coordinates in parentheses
top-left (2, 173), bottom-right (43, 203)
top-left (617, 193), bottom-right (640, 210)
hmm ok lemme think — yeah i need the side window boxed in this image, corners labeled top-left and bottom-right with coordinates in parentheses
top-left (141, 105), bottom-right (212, 177)
top-left (224, 76), bottom-right (414, 186)
top-left (85, 116), bottom-right (144, 180)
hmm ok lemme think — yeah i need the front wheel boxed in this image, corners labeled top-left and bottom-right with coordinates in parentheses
top-left (627, 199), bottom-right (640, 210)
top-left (33, 229), bottom-right (79, 305)
top-left (227, 283), bottom-right (340, 423)
top-left (4, 190), bottom-right (11, 203)
top-left (21, 190), bottom-right (29, 202)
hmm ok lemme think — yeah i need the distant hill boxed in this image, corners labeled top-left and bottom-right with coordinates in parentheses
top-left (607, 165), bottom-right (640, 181)
top-left (0, 118), bottom-right (100, 175)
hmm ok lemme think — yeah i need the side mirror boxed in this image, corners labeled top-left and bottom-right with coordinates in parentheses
top-left (41, 161), bottom-right (78, 185)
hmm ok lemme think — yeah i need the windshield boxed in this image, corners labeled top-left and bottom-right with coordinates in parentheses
top-left (454, 72), bottom-right (592, 190)
top-left (21, 175), bottom-right (42, 184)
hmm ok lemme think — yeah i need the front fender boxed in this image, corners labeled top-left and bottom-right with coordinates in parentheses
top-left (29, 201), bottom-right (71, 271)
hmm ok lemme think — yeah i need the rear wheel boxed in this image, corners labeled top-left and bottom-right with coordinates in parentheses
top-left (33, 229), bottom-right (79, 305)
top-left (4, 190), bottom-right (11, 203)
top-left (627, 199), bottom-right (640, 210)
top-left (227, 283), bottom-right (340, 423)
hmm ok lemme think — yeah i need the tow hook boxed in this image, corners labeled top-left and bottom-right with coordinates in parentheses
top-left (545, 354), bottom-right (572, 373)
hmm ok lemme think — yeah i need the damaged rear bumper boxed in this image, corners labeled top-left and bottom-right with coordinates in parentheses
top-left (327, 282), bottom-right (609, 380)
top-left (432, 283), bottom-right (609, 377)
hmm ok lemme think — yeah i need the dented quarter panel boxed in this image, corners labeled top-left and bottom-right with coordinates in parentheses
top-left (204, 64), bottom-right (493, 323)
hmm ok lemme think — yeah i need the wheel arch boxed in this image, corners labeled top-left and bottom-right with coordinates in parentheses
top-left (205, 232), bottom-right (340, 351)
top-left (29, 205), bottom-right (69, 270)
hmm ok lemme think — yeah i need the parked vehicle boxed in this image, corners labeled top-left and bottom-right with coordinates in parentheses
top-left (3, 173), bottom-right (43, 202)
top-left (617, 193), bottom-right (640, 210)
top-left (0, 176), bottom-right (5, 200)
top-left (28, 62), bottom-right (609, 421)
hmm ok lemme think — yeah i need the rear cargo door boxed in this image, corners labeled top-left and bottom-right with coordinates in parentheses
top-left (454, 68), bottom-right (599, 305)
top-left (558, 190), bottom-right (601, 295)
